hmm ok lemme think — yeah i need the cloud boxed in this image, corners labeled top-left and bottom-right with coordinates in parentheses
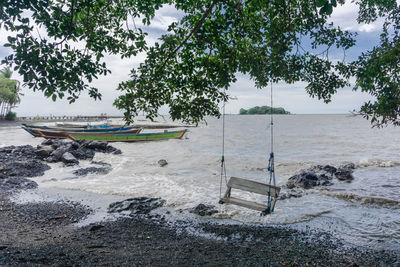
top-left (358, 24), bottom-right (377, 32)
top-left (330, 1), bottom-right (384, 33)
top-left (135, 4), bottom-right (183, 33)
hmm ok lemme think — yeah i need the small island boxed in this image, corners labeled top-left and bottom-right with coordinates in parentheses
top-left (239, 105), bottom-right (290, 115)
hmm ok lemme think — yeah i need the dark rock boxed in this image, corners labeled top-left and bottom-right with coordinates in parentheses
top-left (70, 141), bottom-right (80, 150)
top-left (0, 160), bottom-right (51, 178)
top-left (76, 139), bottom-right (91, 146)
top-left (41, 139), bottom-right (54, 146)
top-left (108, 197), bottom-right (165, 214)
top-left (311, 165), bottom-right (337, 175)
top-left (278, 191), bottom-right (303, 200)
top-left (190, 204), bottom-right (218, 216)
top-left (0, 145), bottom-right (37, 161)
top-left (84, 141), bottom-right (108, 151)
top-left (287, 170), bottom-right (321, 189)
top-left (70, 148), bottom-right (95, 160)
top-left (341, 163), bottom-right (356, 170)
top-left (0, 141), bottom-right (122, 194)
top-left (90, 161), bottom-right (111, 167)
top-left (89, 224), bottom-right (105, 231)
top-left (287, 164), bottom-right (355, 189)
top-left (0, 176), bottom-right (38, 190)
top-left (0, 146), bottom-right (15, 154)
top-left (73, 167), bottom-right (111, 176)
top-left (105, 146), bottom-right (122, 155)
top-left (287, 168), bottom-right (336, 189)
top-left (61, 152), bottom-right (79, 166)
top-left (49, 146), bottom-right (69, 162)
top-left (78, 140), bottom-right (121, 155)
top-left (15, 145), bottom-right (37, 157)
top-left (35, 145), bottom-right (54, 158)
top-left (49, 139), bottom-right (67, 149)
top-left (335, 168), bottom-right (354, 181)
top-left (158, 159), bottom-right (168, 167)
top-left (0, 144), bottom-right (51, 192)
top-left (321, 165), bottom-right (337, 174)
top-left (45, 156), bottom-right (56, 163)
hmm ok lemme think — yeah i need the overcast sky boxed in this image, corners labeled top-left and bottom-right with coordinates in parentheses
top-left (0, 2), bottom-right (388, 116)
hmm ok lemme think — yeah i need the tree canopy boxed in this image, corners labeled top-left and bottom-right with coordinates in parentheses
top-left (0, 0), bottom-right (399, 125)
top-left (0, 67), bottom-right (21, 117)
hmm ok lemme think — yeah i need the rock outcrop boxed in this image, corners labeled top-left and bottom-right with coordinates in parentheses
top-left (108, 197), bottom-right (166, 214)
top-left (73, 167), bottom-right (111, 176)
top-left (286, 164), bottom-right (354, 189)
top-left (158, 159), bottom-right (168, 167)
top-left (61, 152), bottom-right (79, 166)
top-left (0, 140), bottom-right (122, 191)
top-left (190, 204), bottom-right (218, 216)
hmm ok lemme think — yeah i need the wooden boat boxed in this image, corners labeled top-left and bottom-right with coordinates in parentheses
top-left (22, 123), bottom-right (135, 132)
top-left (67, 129), bottom-right (187, 142)
top-left (23, 123), bottom-right (108, 130)
top-left (21, 126), bottom-right (42, 137)
top-left (21, 126), bottom-right (142, 138)
top-left (36, 128), bottom-right (142, 139)
top-left (55, 123), bottom-right (113, 129)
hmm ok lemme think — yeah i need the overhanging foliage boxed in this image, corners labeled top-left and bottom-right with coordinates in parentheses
top-left (0, 0), bottom-right (399, 125)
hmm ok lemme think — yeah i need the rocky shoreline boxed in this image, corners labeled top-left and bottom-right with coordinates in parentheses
top-left (0, 143), bottom-right (399, 266)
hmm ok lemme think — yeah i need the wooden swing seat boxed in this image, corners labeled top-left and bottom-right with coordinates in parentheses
top-left (219, 177), bottom-right (281, 212)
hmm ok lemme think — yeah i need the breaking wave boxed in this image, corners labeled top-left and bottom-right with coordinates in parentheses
top-left (358, 158), bottom-right (400, 168)
top-left (281, 210), bottom-right (332, 224)
top-left (323, 192), bottom-right (399, 208)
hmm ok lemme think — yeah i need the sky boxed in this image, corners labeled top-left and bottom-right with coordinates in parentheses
top-left (0, 2), bottom-right (389, 116)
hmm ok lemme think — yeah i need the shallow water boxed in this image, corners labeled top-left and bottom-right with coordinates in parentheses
top-left (2, 115), bottom-right (400, 250)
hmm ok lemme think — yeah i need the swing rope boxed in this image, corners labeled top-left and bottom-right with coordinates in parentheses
top-left (218, 84), bottom-right (277, 214)
top-left (264, 82), bottom-right (276, 215)
top-left (219, 91), bottom-right (228, 199)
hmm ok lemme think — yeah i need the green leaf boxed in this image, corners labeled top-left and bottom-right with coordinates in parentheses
top-left (326, 4), bottom-right (333, 15)
top-left (319, 5), bottom-right (327, 15)
top-left (317, 0), bottom-right (327, 7)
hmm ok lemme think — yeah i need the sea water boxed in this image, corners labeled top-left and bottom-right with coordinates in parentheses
top-left (1, 114), bottom-right (399, 251)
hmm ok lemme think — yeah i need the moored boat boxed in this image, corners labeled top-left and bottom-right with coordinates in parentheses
top-left (22, 125), bottom-right (138, 138)
top-left (36, 128), bottom-right (142, 139)
top-left (21, 126), bottom-right (42, 137)
top-left (22, 124), bottom-right (135, 132)
top-left (67, 129), bottom-right (187, 142)
top-left (55, 123), bottom-right (113, 129)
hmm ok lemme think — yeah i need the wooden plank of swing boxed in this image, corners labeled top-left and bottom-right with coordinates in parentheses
top-left (227, 177), bottom-right (280, 196)
top-left (220, 196), bottom-right (267, 211)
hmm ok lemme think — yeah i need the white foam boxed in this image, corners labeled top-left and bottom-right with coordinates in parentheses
top-left (359, 158), bottom-right (400, 168)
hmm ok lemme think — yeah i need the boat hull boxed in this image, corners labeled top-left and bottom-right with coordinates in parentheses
top-left (21, 126), bottom-right (41, 137)
top-left (67, 130), bottom-right (187, 142)
top-left (37, 128), bottom-right (142, 139)
top-left (22, 125), bottom-right (137, 133)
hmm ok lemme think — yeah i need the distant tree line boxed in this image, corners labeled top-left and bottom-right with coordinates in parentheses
top-left (239, 106), bottom-right (290, 115)
top-left (0, 67), bottom-right (21, 120)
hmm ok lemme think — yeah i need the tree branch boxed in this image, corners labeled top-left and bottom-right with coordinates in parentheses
top-left (155, 0), bottom-right (219, 75)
